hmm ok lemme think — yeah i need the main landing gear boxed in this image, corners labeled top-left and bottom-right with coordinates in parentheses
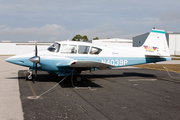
top-left (74, 75), bottom-right (83, 82)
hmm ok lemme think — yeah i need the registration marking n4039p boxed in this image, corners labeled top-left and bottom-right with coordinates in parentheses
top-left (101, 59), bottom-right (128, 66)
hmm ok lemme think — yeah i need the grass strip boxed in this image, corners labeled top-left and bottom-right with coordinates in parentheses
top-left (133, 64), bottom-right (180, 73)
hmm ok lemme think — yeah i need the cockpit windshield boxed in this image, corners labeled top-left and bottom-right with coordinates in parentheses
top-left (47, 43), bottom-right (60, 52)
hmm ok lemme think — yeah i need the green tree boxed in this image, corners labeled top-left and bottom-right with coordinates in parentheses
top-left (82, 35), bottom-right (88, 41)
top-left (93, 37), bottom-right (99, 40)
top-left (72, 34), bottom-right (89, 41)
top-left (72, 34), bottom-right (82, 41)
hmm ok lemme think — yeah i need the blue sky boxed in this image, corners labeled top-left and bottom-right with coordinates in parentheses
top-left (0, 0), bottom-right (180, 42)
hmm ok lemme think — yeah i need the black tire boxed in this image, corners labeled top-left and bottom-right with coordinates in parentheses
top-left (74, 75), bottom-right (83, 82)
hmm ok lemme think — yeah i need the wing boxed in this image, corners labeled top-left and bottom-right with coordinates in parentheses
top-left (70, 60), bottom-right (114, 69)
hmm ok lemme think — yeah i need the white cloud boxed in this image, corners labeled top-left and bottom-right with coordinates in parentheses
top-left (0, 23), bottom-right (132, 42)
top-left (78, 23), bottom-right (124, 39)
top-left (0, 25), bottom-right (6, 29)
top-left (0, 24), bottom-right (65, 35)
top-left (0, 24), bottom-right (70, 42)
top-left (38, 24), bottom-right (65, 36)
top-left (49, 37), bottom-right (57, 41)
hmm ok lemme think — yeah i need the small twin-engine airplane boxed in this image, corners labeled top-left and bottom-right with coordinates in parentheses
top-left (6, 28), bottom-right (171, 81)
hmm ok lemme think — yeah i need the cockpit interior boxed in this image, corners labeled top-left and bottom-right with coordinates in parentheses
top-left (48, 43), bottom-right (102, 55)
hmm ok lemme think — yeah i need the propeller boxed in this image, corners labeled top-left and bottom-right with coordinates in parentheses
top-left (29, 43), bottom-right (40, 77)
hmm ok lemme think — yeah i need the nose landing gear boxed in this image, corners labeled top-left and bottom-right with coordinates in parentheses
top-left (25, 70), bottom-right (34, 80)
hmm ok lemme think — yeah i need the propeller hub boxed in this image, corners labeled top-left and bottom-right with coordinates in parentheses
top-left (29, 56), bottom-right (40, 63)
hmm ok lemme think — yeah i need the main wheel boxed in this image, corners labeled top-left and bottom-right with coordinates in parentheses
top-left (76, 76), bottom-right (82, 82)
top-left (74, 75), bottom-right (83, 82)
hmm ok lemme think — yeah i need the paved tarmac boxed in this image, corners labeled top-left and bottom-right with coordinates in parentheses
top-left (1, 56), bottom-right (180, 120)
top-left (18, 69), bottom-right (180, 120)
top-left (0, 56), bottom-right (26, 120)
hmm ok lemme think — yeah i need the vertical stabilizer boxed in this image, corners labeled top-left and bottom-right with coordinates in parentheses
top-left (142, 29), bottom-right (170, 56)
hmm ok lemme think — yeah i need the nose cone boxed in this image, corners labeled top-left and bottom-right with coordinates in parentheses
top-left (6, 56), bottom-right (20, 63)
top-left (5, 55), bottom-right (33, 67)
top-left (29, 56), bottom-right (40, 63)
top-left (5, 57), bottom-right (11, 63)
top-left (5, 56), bottom-right (25, 65)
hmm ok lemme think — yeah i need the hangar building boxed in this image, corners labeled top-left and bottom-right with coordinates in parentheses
top-left (0, 41), bottom-right (51, 55)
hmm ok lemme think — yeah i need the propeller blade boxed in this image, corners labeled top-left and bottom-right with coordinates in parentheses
top-left (35, 63), bottom-right (37, 77)
top-left (29, 43), bottom-right (39, 80)
top-left (35, 43), bottom-right (37, 56)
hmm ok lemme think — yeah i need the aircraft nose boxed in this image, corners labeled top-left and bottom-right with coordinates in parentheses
top-left (6, 56), bottom-right (16, 63)
top-left (5, 55), bottom-right (37, 68)
top-left (5, 56), bottom-right (24, 64)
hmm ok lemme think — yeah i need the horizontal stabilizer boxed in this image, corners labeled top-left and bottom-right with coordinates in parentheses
top-left (145, 53), bottom-right (171, 57)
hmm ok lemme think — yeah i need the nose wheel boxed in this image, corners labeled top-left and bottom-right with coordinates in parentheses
top-left (25, 70), bottom-right (34, 80)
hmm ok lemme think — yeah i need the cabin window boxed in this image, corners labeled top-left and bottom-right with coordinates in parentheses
top-left (47, 43), bottom-right (60, 52)
top-left (78, 45), bottom-right (90, 54)
top-left (61, 44), bottom-right (77, 54)
top-left (90, 47), bottom-right (102, 54)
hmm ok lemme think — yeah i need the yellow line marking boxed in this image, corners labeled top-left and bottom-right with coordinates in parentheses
top-left (28, 81), bottom-right (37, 98)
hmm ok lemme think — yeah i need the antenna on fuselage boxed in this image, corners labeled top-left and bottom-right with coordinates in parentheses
top-left (67, 32), bottom-right (74, 41)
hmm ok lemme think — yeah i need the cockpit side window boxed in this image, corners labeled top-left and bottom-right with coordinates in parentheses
top-left (61, 44), bottom-right (77, 54)
top-left (90, 47), bottom-right (102, 54)
top-left (47, 43), bottom-right (60, 52)
top-left (78, 45), bottom-right (90, 54)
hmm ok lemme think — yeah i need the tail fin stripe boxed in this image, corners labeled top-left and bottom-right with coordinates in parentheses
top-left (151, 30), bottom-right (165, 34)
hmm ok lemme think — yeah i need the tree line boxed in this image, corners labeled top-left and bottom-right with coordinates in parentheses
top-left (72, 34), bottom-right (99, 41)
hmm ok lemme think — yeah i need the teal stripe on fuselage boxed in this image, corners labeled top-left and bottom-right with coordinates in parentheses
top-left (151, 30), bottom-right (165, 34)
top-left (67, 56), bottom-right (171, 67)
